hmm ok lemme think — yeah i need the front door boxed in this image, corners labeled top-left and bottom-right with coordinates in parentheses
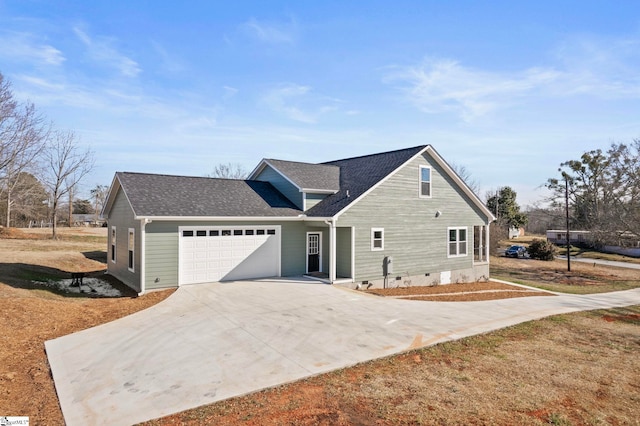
top-left (307, 233), bottom-right (320, 273)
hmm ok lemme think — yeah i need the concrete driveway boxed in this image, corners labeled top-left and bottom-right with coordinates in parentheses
top-left (46, 278), bottom-right (640, 426)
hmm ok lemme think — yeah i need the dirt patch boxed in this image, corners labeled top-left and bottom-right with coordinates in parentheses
top-left (365, 281), bottom-right (553, 302)
top-left (0, 230), bottom-right (175, 424)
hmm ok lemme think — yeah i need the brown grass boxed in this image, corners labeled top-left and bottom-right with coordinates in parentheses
top-left (491, 255), bottom-right (640, 294)
top-left (143, 306), bottom-right (640, 426)
top-left (1, 228), bottom-right (639, 425)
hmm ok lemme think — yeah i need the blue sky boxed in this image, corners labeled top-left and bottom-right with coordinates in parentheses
top-left (1, 1), bottom-right (639, 206)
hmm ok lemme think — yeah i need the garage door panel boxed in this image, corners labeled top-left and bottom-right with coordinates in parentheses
top-left (180, 228), bottom-right (280, 285)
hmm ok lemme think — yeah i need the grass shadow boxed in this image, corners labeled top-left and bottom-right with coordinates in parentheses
top-left (0, 262), bottom-right (138, 298)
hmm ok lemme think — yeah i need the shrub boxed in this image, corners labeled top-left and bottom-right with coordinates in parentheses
top-left (527, 238), bottom-right (557, 261)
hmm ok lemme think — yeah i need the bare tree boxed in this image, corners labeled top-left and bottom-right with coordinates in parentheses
top-left (90, 184), bottom-right (109, 218)
top-left (42, 130), bottom-right (95, 238)
top-left (208, 162), bottom-right (248, 179)
top-left (450, 162), bottom-right (480, 195)
top-left (0, 72), bottom-right (49, 227)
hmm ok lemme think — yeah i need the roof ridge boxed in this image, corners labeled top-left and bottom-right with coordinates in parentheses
top-left (266, 158), bottom-right (339, 168)
top-left (321, 145), bottom-right (428, 164)
top-left (117, 171), bottom-right (247, 182)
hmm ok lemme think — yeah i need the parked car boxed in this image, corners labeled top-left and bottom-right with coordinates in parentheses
top-left (505, 245), bottom-right (526, 258)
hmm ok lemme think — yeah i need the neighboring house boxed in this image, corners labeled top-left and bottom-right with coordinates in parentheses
top-left (72, 213), bottom-right (105, 227)
top-left (547, 229), bottom-right (640, 257)
top-left (508, 227), bottom-right (525, 239)
top-left (102, 145), bottom-right (495, 294)
top-left (546, 230), bottom-right (592, 245)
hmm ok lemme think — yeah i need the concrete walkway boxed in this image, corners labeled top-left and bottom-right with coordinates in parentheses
top-left (46, 278), bottom-right (640, 426)
top-left (557, 255), bottom-right (640, 270)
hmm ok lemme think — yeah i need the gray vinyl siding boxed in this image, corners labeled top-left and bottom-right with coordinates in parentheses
top-left (106, 189), bottom-right (141, 292)
top-left (254, 166), bottom-right (303, 209)
top-left (144, 220), bottom-right (312, 289)
top-left (337, 152), bottom-right (490, 282)
top-left (304, 193), bottom-right (328, 211)
top-left (336, 227), bottom-right (352, 278)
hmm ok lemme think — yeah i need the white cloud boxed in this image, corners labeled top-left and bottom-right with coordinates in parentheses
top-left (385, 58), bottom-right (561, 121)
top-left (240, 17), bottom-right (297, 44)
top-left (387, 36), bottom-right (640, 121)
top-left (150, 40), bottom-right (186, 74)
top-left (0, 31), bottom-right (65, 66)
top-left (73, 26), bottom-right (141, 77)
top-left (262, 83), bottom-right (341, 123)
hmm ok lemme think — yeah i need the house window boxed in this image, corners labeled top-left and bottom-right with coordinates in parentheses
top-left (182, 230), bottom-right (194, 237)
top-left (473, 225), bottom-right (488, 262)
top-left (371, 228), bottom-right (384, 251)
top-left (128, 228), bottom-right (135, 272)
top-left (419, 166), bottom-right (432, 198)
top-left (256, 229), bottom-right (265, 235)
top-left (233, 230), bottom-right (243, 236)
top-left (110, 226), bottom-right (116, 263)
top-left (209, 230), bottom-right (219, 236)
top-left (196, 230), bottom-right (206, 237)
top-left (448, 227), bottom-right (467, 257)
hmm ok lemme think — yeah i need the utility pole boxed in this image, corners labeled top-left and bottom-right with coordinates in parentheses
top-left (561, 171), bottom-right (571, 272)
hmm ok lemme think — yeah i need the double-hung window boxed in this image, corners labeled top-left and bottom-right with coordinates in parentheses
top-left (448, 227), bottom-right (467, 257)
top-left (128, 229), bottom-right (135, 272)
top-left (419, 166), bottom-right (432, 197)
top-left (110, 226), bottom-right (116, 263)
top-left (371, 228), bottom-right (384, 251)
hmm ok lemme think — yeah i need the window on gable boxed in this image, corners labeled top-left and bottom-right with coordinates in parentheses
top-left (448, 227), bottom-right (467, 257)
top-left (419, 166), bottom-right (432, 198)
top-left (128, 229), bottom-right (135, 272)
top-left (371, 228), bottom-right (384, 251)
top-left (111, 226), bottom-right (116, 263)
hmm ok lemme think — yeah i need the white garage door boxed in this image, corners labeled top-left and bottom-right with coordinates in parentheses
top-left (179, 226), bottom-right (280, 285)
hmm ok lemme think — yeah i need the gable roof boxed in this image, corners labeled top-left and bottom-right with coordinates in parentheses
top-left (305, 145), bottom-right (494, 221)
top-left (250, 159), bottom-right (340, 193)
top-left (304, 145), bottom-right (427, 217)
top-left (105, 172), bottom-right (302, 219)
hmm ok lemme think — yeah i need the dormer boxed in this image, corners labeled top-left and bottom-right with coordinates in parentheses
top-left (248, 159), bottom-right (340, 211)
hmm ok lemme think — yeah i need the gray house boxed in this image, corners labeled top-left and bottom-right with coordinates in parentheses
top-left (102, 145), bottom-right (495, 294)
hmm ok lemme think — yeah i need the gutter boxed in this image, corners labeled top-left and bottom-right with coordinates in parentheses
top-left (138, 218), bottom-right (152, 296)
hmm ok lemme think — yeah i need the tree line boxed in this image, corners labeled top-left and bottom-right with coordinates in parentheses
top-left (0, 72), bottom-right (99, 238)
top-left (546, 140), bottom-right (640, 247)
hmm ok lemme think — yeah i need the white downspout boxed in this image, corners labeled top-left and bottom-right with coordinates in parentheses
top-left (139, 218), bottom-right (151, 296)
top-left (324, 219), bottom-right (337, 283)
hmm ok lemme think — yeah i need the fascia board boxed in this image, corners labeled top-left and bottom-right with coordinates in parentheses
top-left (300, 188), bottom-right (339, 194)
top-left (134, 215), bottom-right (310, 222)
top-left (247, 160), bottom-right (267, 180)
top-left (102, 174), bottom-right (137, 219)
top-left (249, 159), bottom-right (303, 192)
top-left (333, 145), bottom-right (495, 223)
top-left (425, 146), bottom-right (496, 222)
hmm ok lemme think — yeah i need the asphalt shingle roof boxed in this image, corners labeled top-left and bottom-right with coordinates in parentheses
top-left (306, 145), bottom-right (427, 217)
top-left (264, 159), bottom-right (340, 192)
top-left (116, 172), bottom-right (302, 217)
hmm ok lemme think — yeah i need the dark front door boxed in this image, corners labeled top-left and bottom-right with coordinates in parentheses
top-left (307, 233), bottom-right (320, 273)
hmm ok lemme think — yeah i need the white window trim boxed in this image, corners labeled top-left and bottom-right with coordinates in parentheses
top-left (447, 226), bottom-right (468, 258)
top-left (419, 165), bottom-right (432, 198)
top-left (473, 225), bottom-right (489, 264)
top-left (128, 228), bottom-right (135, 272)
top-left (306, 231), bottom-right (323, 273)
top-left (371, 227), bottom-right (384, 251)
top-left (110, 226), bottom-right (116, 263)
